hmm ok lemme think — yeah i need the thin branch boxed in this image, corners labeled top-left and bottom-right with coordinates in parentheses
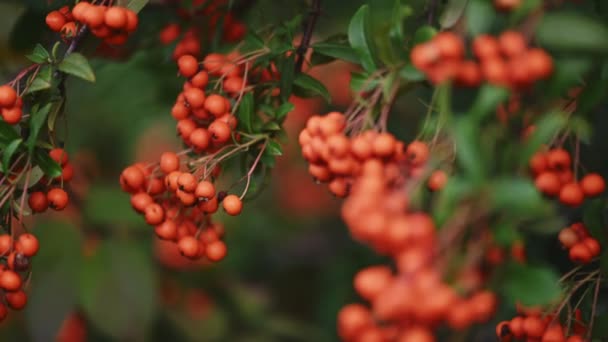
top-left (295, 0), bottom-right (321, 73)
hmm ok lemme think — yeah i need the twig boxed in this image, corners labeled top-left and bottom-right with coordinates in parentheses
top-left (239, 141), bottom-right (267, 200)
top-left (295, 0), bottom-right (321, 72)
top-left (587, 275), bottom-right (602, 340)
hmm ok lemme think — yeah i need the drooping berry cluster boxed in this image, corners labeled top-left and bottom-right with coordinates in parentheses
top-left (159, 0), bottom-right (246, 60)
top-left (46, 2), bottom-right (138, 45)
top-left (411, 31), bottom-right (553, 88)
top-left (530, 148), bottom-right (606, 207)
top-left (28, 148), bottom-right (73, 213)
top-left (558, 223), bottom-right (601, 264)
top-left (0, 85), bottom-right (23, 125)
top-left (497, 307), bottom-right (587, 341)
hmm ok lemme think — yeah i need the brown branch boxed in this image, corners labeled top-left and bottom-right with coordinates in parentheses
top-left (295, 0), bottom-right (321, 73)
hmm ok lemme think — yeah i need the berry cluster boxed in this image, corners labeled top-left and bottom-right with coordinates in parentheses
top-left (28, 148), bottom-right (73, 213)
top-left (0, 85), bottom-right (22, 125)
top-left (159, 0), bottom-right (246, 60)
top-left (411, 31), bottom-right (553, 88)
top-left (558, 223), bottom-right (601, 264)
top-left (0, 232), bottom-right (38, 320)
top-left (299, 113), bottom-right (499, 341)
top-left (497, 307), bottom-right (587, 342)
top-left (46, 2), bottom-right (138, 45)
top-left (530, 148), bottom-right (606, 207)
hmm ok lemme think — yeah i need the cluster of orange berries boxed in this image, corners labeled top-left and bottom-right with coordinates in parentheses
top-left (120, 153), bottom-right (244, 263)
top-left (298, 112), bottom-right (433, 198)
top-left (530, 148), bottom-right (606, 207)
top-left (411, 30), bottom-right (553, 88)
top-left (558, 223), bottom-right (601, 264)
top-left (27, 148), bottom-right (73, 213)
top-left (159, 0), bottom-right (245, 60)
top-left (299, 114), bottom-right (498, 341)
top-left (0, 85), bottom-right (22, 125)
top-left (497, 307), bottom-right (587, 342)
top-left (0, 232), bottom-right (41, 322)
top-left (46, 2), bottom-right (138, 45)
top-left (172, 53), bottom-right (247, 150)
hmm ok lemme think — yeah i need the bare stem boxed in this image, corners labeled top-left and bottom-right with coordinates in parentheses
top-left (295, 0), bottom-right (322, 72)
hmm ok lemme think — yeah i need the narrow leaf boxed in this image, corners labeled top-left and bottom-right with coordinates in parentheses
top-left (293, 73), bottom-right (331, 103)
top-left (26, 65), bottom-right (53, 93)
top-left (58, 53), bottom-right (96, 82)
top-left (2, 139), bottom-right (22, 173)
top-left (348, 5), bottom-right (378, 71)
top-left (26, 103), bottom-right (52, 154)
top-left (537, 12), bottom-right (608, 54)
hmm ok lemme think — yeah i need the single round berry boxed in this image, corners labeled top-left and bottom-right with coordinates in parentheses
top-left (49, 148), bottom-right (69, 166)
top-left (2, 106), bottom-right (22, 125)
top-left (104, 6), bottom-right (127, 29)
top-left (580, 173), bottom-right (605, 197)
top-left (204, 94), bottom-right (227, 117)
top-left (184, 88), bottom-right (206, 109)
top-left (0, 270), bottom-right (22, 291)
top-left (28, 191), bottom-right (48, 213)
top-left (0, 86), bottom-right (17, 108)
top-left (121, 166), bottom-right (145, 190)
top-left (195, 181), bottom-right (215, 200)
top-left (46, 11), bottom-right (66, 32)
top-left (177, 172), bottom-right (197, 193)
top-left (82, 5), bottom-right (106, 28)
top-left (559, 183), bottom-right (584, 207)
top-left (15, 234), bottom-right (39, 257)
top-left (159, 152), bottom-right (180, 174)
top-left (208, 120), bottom-right (232, 144)
top-left (428, 170), bottom-right (448, 191)
top-left (534, 172), bottom-right (561, 196)
top-left (144, 203), bottom-right (165, 225)
top-left (189, 128), bottom-right (211, 150)
top-left (154, 220), bottom-right (177, 241)
top-left (205, 240), bottom-right (227, 262)
top-left (47, 188), bottom-right (69, 210)
top-left (5, 290), bottom-right (27, 310)
top-left (222, 194), bottom-right (242, 216)
top-left (178, 236), bottom-right (200, 259)
top-left (177, 55), bottom-right (199, 78)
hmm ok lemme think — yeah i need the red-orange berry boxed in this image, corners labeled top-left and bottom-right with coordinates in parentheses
top-left (222, 194), bottom-right (242, 216)
top-left (104, 6), bottom-right (127, 29)
top-left (195, 181), bottom-right (215, 200)
top-left (177, 172), bottom-right (197, 193)
top-left (353, 266), bottom-right (392, 301)
top-left (72, 2), bottom-right (91, 21)
top-left (82, 5), bottom-right (105, 28)
top-left (5, 290), bottom-right (27, 310)
top-left (206, 240), bottom-right (227, 262)
top-left (47, 188), bottom-right (69, 210)
top-left (178, 236), bottom-right (200, 259)
top-left (204, 94), bottom-right (227, 117)
top-left (580, 173), bottom-right (605, 197)
top-left (406, 141), bottom-right (429, 166)
top-left (190, 71), bottom-right (209, 88)
top-left (473, 35), bottom-right (500, 60)
top-left (535, 172), bottom-right (561, 196)
top-left (121, 166), bottom-right (145, 190)
top-left (0, 270), bottom-right (21, 291)
top-left (28, 191), bottom-right (48, 213)
top-left (428, 170), bottom-right (447, 191)
top-left (559, 183), bottom-right (584, 207)
top-left (144, 203), bottom-right (165, 225)
top-left (154, 220), bottom-right (177, 241)
top-left (49, 148), bottom-right (69, 166)
top-left (2, 106), bottom-right (22, 124)
top-left (558, 228), bottom-right (579, 248)
top-left (498, 31), bottom-right (527, 57)
top-left (159, 152), bottom-right (180, 174)
top-left (130, 192), bottom-right (153, 213)
top-left (178, 55), bottom-right (199, 78)
top-left (15, 234), bottom-right (39, 257)
top-left (0, 85), bottom-right (17, 108)
top-left (46, 11), bottom-right (67, 32)
top-left (569, 243), bottom-right (593, 263)
top-left (125, 9), bottom-right (138, 32)
top-left (189, 128), bottom-right (211, 150)
top-left (184, 88), bottom-right (206, 109)
top-left (0, 235), bottom-right (12, 256)
top-left (208, 120), bottom-right (232, 144)
top-left (547, 149), bottom-right (571, 170)
top-left (434, 31), bottom-right (465, 59)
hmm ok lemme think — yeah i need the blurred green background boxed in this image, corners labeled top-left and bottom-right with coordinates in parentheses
top-left (0, 1), bottom-right (433, 341)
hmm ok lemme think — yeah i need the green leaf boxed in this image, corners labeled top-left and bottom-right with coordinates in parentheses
top-left (583, 198), bottom-right (607, 245)
top-left (510, 0), bottom-right (541, 24)
top-left (399, 64), bottom-right (425, 81)
top-left (547, 58), bottom-right (592, 96)
top-left (389, 0), bottom-right (412, 44)
top-left (470, 85), bottom-right (510, 120)
top-left (275, 101), bottom-right (294, 121)
top-left (537, 12), bottom-right (608, 54)
top-left (80, 240), bottom-right (158, 340)
top-left (312, 43), bottom-right (361, 64)
top-left (58, 53), bottom-right (96, 82)
top-left (453, 117), bottom-right (484, 181)
top-left (501, 263), bottom-right (562, 306)
top-left (26, 65), bottom-right (53, 93)
top-left (237, 92), bottom-right (254, 133)
top-left (519, 112), bottom-right (567, 168)
top-left (575, 77), bottom-right (608, 117)
top-left (2, 139), bottom-right (22, 173)
top-left (278, 55), bottom-right (296, 102)
top-left (350, 71), bottom-right (380, 92)
top-left (25, 43), bottom-right (50, 63)
top-left (492, 222), bottom-right (521, 247)
top-left (412, 25), bottom-right (437, 45)
top-left (33, 149), bottom-right (62, 178)
top-left (262, 121), bottom-right (281, 131)
top-left (465, 0), bottom-right (494, 36)
top-left (266, 140), bottom-right (282, 156)
top-left (293, 73), bottom-right (331, 103)
top-left (26, 102), bottom-right (52, 154)
top-left (0, 122), bottom-right (20, 144)
top-left (568, 116), bottom-right (592, 144)
top-left (83, 184), bottom-right (144, 227)
top-left (440, 0), bottom-right (468, 28)
top-left (348, 5), bottom-right (378, 72)
top-left (124, 0), bottom-right (149, 13)
top-left (243, 32), bottom-right (266, 51)
top-left (433, 176), bottom-right (476, 226)
top-left (489, 178), bottom-right (547, 217)
top-left (25, 221), bottom-right (82, 342)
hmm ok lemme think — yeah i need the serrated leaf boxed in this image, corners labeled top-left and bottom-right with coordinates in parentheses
top-left (348, 5), bottom-right (377, 71)
top-left (293, 73), bottom-right (331, 103)
top-left (58, 53), bottom-right (95, 82)
top-left (266, 140), bottom-right (282, 156)
top-left (25, 43), bottom-right (50, 63)
top-left (312, 43), bottom-right (361, 65)
top-left (279, 55), bottom-right (296, 102)
top-left (440, 0), bottom-right (468, 28)
top-left (236, 92), bottom-right (254, 133)
top-left (26, 102), bottom-right (52, 154)
top-left (33, 149), bottom-right (62, 178)
top-left (537, 12), bottom-right (608, 54)
top-left (501, 263), bottom-right (562, 306)
top-left (26, 65), bottom-right (53, 93)
top-left (2, 139), bottom-right (22, 173)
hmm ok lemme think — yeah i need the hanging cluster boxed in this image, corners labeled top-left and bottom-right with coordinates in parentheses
top-left (0, 86), bottom-right (22, 125)
top-left (46, 2), bottom-right (138, 45)
top-left (530, 148), bottom-right (606, 207)
top-left (411, 31), bottom-right (553, 88)
top-left (159, 0), bottom-right (246, 60)
top-left (497, 307), bottom-right (587, 341)
top-left (558, 223), bottom-right (601, 264)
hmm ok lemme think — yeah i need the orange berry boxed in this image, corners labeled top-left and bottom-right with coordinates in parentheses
top-left (523, 315), bottom-right (547, 338)
top-left (406, 141), bottom-right (429, 166)
top-left (498, 31), bottom-right (527, 57)
top-left (529, 152), bottom-right (548, 175)
top-left (177, 172), bottom-right (197, 193)
top-left (203, 53), bottom-right (227, 75)
top-left (191, 71), bottom-right (209, 88)
top-left (354, 266), bottom-right (392, 301)
top-left (125, 9), bottom-right (138, 32)
top-left (473, 35), bottom-right (500, 60)
top-left (570, 243), bottom-right (593, 263)
top-left (160, 152), bottom-right (180, 174)
top-left (82, 5), bottom-right (105, 28)
top-left (559, 183), bottom-right (584, 207)
top-left (456, 60), bottom-right (482, 87)
top-left (204, 94), bottom-right (227, 117)
top-left (222, 194), bottom-right (242, 216)
top-left (71, 2), bottom-right (91, 21)
top-left (130, 192), bottom-right (153, 213)
top-left (195, 181), bottom-right (215, 200)
top-left (580, 173), bottom-right (605, 197)
top-left (154, 220), bottom-right (177, 241)
top-left (223, 76), bottom-right (244, 94)
top-left (0, 270), bottom-right (21, 291)
top-left (558, 228), bottom-right (579, 248)
top-left (121, 166), bottom-right (145, 190)
top-left (46, 11), bottom-right (66, 32)
top-left (178, 236), bottom-right (200, 259)
top-left (144, 203), bottom-right (165, 225)
top-left (15, 234), bottom-right (39, 257)
top-left (47, 188), bottom-right (69, 210)
top-left (189, 128), bottom-right (211, 150)
top-left (428, 170), bottom-right (447, 191)
top-left (2, 106), bottom-right (22, 124)
top-left (481, 57), bottom-right (509, 86)
top-left (5, 290), bottom-right (27, 310)
top-left (434, 31), bottom-right (465, 59)
top-left (582, 237), bottom-right (601, 256)
top-left (104, 6), bottom-right (127, 29)
top-left (337, 304), bottom-right (373, 341)
top-left (547, 149), bottom-right (571, 170)
top-left (49, 148), bottom-right (69, 166)
top-left (177, 55), bottom-right (199, 78)
top-left (411, 42), bottom-right (440, 70)
top-left (527, 48), bottom-right (553, 80)
top-left (28, 191), bottom-right (48, 213)
top-left (206, 240), bottom-right (227, 262)
top-left (535, 172), bottom-right (561, 196)
top-left (509, 316), bottom-right (525, 338)
top-left (208, 120), bottom-right (232, 144)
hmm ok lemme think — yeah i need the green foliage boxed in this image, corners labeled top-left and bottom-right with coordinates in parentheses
top-left (501, 263), bottom-right (562, 306)
top-left (348, 5), bottom-right (378, 72)
top-left (537, 12), bottom-right (608, 54)
top-left (58, 53), bottom-right (96, 83)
